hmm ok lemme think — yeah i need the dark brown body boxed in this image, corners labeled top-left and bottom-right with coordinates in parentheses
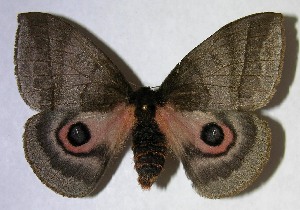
top-left (129, 87), bottom-right (167, 188)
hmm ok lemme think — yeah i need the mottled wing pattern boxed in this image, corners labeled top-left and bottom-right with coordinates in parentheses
top-left (15, 12), bottom-right (132, 112)
top-left (155, 13), bottom-right (284, 198)
top-left (15, 13), bottom-right (135, 197)
top-left (24, 105), bottom-right (135, 197)
top-left (158, 12), bottom-right (285, 111)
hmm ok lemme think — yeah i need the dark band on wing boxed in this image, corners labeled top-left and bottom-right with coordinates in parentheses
top-left (24, 112), bottom-right (111, 196)
top-left (182, 112), bottom-right (256, 184)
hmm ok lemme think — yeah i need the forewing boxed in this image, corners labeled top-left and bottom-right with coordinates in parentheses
top-left (158, 12), bottom-right (285, 111)
top-left (15, 12), bottom-right (132, 111)
top-left (156, 106), bottom-right (270, 198)
top-left (24, 104), bottom-right (135, 197)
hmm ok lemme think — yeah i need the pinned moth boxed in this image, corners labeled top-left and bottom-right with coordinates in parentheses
top-left (15, 12), bottom-right (285, 198)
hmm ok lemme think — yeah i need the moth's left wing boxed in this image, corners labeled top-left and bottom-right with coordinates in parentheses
top-left (24, 105), bottom-right (135, 197)
top-left (15, 12), bottom-right (132, 112)
top-left (156, 105), bottom-right (270, 198)
top-left (15, 13), bottom-right (135, 197)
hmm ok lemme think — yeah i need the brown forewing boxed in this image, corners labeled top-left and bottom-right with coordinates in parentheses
top-left (15, 12), bottom-right (132, 112)
top-left (158, 12), bottom-right (285, 111)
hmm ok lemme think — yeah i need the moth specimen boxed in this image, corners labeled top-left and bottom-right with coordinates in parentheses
top-left (15, 12), bottom-right (285, 198)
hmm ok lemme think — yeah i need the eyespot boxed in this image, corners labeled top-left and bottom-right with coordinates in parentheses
top-left (196, 121), bottom-right (234, 155)
top-left (200, 122), bottom-right (224, 146)
top-left (67, 122), bottom-right (91, 146)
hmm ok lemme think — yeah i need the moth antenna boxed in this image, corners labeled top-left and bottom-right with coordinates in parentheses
top-left (128, 81), bottom-right (139, 89)
top-left (150, 86), bottom-right (160, 91)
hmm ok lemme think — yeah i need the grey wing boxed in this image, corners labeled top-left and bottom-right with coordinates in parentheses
top-left (24, 105), bottom-right (135, 197)
top-left (15, 12), bottom-right (132, 112)
top-left (155, 106), bottom-right (271, 198)
top-left (158, 12), bottom-right (285, 111)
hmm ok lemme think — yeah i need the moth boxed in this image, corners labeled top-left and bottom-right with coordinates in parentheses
top-left (15, 12), bottom-right (285, 198)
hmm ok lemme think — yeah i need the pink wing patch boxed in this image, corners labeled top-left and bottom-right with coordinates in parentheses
top-left (156, 104), bottom-right (271, 198)
top-left (156, 105), bottom-right (234, 156)
top-left (58, 104), bottom-right (136, 154)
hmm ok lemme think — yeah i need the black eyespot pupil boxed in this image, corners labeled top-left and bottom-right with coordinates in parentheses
top-left (200, 122), bottom-right (224, 146)
top-left (67, 122), bottom-right (91, 146)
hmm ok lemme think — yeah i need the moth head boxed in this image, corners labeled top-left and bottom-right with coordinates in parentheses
top-left (129, 87), bottom-right (165, 119)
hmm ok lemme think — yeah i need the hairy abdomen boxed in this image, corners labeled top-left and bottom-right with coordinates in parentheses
top-left (132, 119), bottom-right (167, 189)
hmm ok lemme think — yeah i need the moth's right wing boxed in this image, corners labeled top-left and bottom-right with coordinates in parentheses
top-left (156, 105), bottom-right (271, 198)
top-left (155, 13), bottom-right (284, 198)
top-left (158, 12), bottom-right (285, 111)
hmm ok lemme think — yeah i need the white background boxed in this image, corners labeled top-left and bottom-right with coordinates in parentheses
top-left (0, 1), bottom-right (299, 210)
